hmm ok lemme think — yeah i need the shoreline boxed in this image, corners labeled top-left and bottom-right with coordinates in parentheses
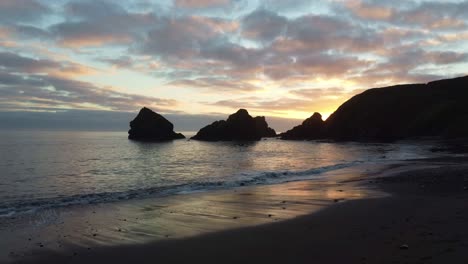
top-left (4, 159), bottom-right (468, 263)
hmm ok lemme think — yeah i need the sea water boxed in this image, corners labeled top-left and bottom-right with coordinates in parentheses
top-left (0, 130), bottom-right (440, 217)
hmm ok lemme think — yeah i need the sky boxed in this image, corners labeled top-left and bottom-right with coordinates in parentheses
top-left (0, 0), bottom-right (467, 130)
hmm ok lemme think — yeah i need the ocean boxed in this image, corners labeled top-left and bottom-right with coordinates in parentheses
top-left (0, 130), bottom-right (440, 217)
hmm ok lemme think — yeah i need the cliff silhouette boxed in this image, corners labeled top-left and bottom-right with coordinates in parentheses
top-left (281, 75), bottom-right (468, 141)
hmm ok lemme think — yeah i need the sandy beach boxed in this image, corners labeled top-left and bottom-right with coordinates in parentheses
top-left (1, 157), bottom-right (466, 264)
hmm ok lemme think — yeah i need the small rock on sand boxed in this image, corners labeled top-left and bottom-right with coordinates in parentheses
top-left (400, 244), bottom-right (409, 250)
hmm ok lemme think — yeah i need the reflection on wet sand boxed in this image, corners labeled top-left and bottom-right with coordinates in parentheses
top-left (0, 164), bottom-right (387, 262)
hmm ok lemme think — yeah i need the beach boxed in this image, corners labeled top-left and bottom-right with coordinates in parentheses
top-left (2, 156), bottom-right (467, 264)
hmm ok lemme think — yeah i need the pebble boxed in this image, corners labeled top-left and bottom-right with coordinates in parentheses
top-left (399, 244), bottom-right (409, 250)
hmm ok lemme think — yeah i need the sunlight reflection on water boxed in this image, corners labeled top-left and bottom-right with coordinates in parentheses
top-left (0, 130), bottom-right (437, 214)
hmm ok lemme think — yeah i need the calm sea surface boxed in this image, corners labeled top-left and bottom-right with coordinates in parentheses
top-left (0, 131), bottom-right (440, 216)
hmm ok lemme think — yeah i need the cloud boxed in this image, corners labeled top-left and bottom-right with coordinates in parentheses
top-left (140, 16), bottom-right (237, 58)
top-left (0, 0), bottom-right (50, 23)
top-left (170, 77), bottom-right (261, 92)
top-left (0, 52), bottom-right (176, 112)
top-left (65, 0), bottom-right (126, 19)
top-left (341, 0), bottom-right (468, 30)
top-left (241, 9), bottom-right (288, 42)
top-left (46, 1), bottom-right (157, 48)
top-left (262, 53), bottom-right (372, 80)
top-left (363, 48), bottom-right (467, 79)
top-left (0, 73), bottom-right (178, 112)
top-left (174, 0), bottom-right (231, 9)
top-left (0, 52), bottom-right (59, 72)
top-left (344, 0), bottom-right (394, 20)
top-left (0, 52), bottom-right (98, 77)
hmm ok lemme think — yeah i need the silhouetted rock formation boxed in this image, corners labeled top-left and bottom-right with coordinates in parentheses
top-left (254, 116), bottom-right (277, 138)
top-left (282, 75), bottom-right (468, 141)
top-left (128, 107), bottom-right (185, 141)
top-left (192, 109), bottom-right (276, 141)
top-left (280, 112), bottom-right (325, 140)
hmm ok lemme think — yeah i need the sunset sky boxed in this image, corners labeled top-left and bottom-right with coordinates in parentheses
top-left (1, 0), bottom-right (467, 126)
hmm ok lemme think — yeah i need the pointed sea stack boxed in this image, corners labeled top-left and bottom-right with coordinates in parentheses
top-left (280, 112), bottom-right (325, 140)
top-left (192, 109), bottom-right (276, 141)
top-left (128, 107), bottom-right (185, 141)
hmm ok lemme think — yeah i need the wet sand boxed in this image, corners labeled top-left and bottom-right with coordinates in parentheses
top-left (4, 160), bottom-right (468, 263)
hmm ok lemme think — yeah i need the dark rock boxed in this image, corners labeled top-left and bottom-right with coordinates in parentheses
top-left (128, 107), bottom-right (185, 141)
top-left (281, 75), bottom-right (468, 141)
top-left (280, 112), bottom-right (325, 140)
top-left (324, 75), bottom-right (468, 141)
top-left (192, 109), bottom-right (276, 141)
top-left (254, 116), bottom-right (277, 137)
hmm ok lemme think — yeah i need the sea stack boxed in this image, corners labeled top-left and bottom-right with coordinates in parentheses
top-left (128, 107), bottom-right (185, 141)
top-left (280, 112), bottom-right (325, 140)
top-left (192, 109), bottom-right (276, 141)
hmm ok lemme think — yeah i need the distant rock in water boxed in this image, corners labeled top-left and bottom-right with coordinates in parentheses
top-left (280, 112), bottom-right (324, 140)
top-left (254, 116), bottom-right (277, 138)
top-left (281, 75), bottom-right (468, 141)
top-left (128, 107), bottom-right (185, 141)
top-left (192, 109), bottom-right (276, 141)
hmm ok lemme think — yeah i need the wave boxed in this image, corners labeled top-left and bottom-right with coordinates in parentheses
top-left (0, 162), bottom-right (360, 217)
